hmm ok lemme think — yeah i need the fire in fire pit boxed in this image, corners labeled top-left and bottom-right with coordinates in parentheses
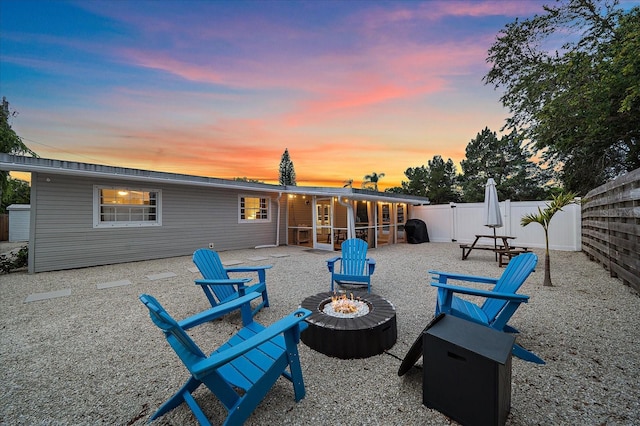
top-left (323, 292), bottom-right (370, 318)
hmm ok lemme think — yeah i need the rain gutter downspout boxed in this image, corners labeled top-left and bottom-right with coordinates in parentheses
top-left (255, 192), bottom-right (282, 249)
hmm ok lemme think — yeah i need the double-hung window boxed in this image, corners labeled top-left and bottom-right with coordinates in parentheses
top-left (94, 186), bottom-right (161, 227)
top-left (239, 195), bottom-right (270, 223)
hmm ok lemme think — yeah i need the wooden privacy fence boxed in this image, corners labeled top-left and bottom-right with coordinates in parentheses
top-left (582, 168), bottom-right (640, 292)
top-left (0, 214), bottom-right (8, 241)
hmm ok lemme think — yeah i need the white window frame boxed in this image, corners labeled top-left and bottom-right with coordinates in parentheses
top-left (93, 185), bottom-right (162, 228)
top-left (238, 195), bottom-right (270, 223)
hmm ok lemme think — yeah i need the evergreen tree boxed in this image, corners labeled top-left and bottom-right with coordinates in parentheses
top-left (459, 127), bottom-right (550, 202)
top-left (278, 148), bottom-right (296, 186)
top-left (396, 155), bottom-right (460, 203)
top-left (424, 155), bottom-right (460, 204)
top-left (399, 166), bottom-right (429, 197)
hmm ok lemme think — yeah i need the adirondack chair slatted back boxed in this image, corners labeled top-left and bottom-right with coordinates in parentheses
top-left (328, 238), bottom-right (375, 293)
top-left (481, 252), bottom-right (537, 322)
top-left (340, 238), bottom-right (368, 275)
top-left (193, 248), bottom-right (235, 302)
top-left (139, 294), bottom-right (207, 362)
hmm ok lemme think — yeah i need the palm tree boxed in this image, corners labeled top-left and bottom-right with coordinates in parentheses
top-left (520, 192), bottom-right (577, 286)
top-left (362, 172), bottom-right (385, 191)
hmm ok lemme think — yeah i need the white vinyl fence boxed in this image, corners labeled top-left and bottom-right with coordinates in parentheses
top-left (411, 200), bottom-right (582, 251)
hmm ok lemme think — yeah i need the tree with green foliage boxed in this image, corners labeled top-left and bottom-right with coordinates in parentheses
top-left (393, 166), bottom-right (428, 197)
top-left (278, 148), bottom-right (296, 186)
top-left (459, 127), bottom-right (550, 202)
top-left (484, 0), bottom-right (639, 195)
top-left (521, 192), bottom-right (577, 286)
top-left (392, 155), bottom-right (460, 203)
top-left (424, 156), bottom-right (460, 204)
top-left (1, 97), bottom-right (37, 212)
top-left (1, 98), bottom-right (35, 156)
top-left (362, 172), bottom-right (385, 191)
top-left (1, 178), bottom-right (30, 212)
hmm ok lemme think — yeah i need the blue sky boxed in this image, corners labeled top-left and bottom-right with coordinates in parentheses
top-left (4, 0), bottom-right (627, 188)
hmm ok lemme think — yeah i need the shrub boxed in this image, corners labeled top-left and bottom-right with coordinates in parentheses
top-left (0, 245), bottom-right (28, 274)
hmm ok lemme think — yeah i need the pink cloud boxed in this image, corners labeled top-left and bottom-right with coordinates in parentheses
top-left (118, 49), bottom-right (227, 85)
top-left (357, 0), bottom-right (546, 28)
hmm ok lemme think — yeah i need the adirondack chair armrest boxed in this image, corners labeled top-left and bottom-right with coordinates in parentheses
top-left (428, 269), bottom-right (499, 285)
top-left (178, 292), bottom-right (262, 329)
top-left (225, 265), bottom-right (273, 273)
top-left (192, 308), bottom-right (312, 378)
top-left (225, 265), bottom-right (273, 283)
top-left (366, 258), bottom-right (376, 275)
top-left (194, 278), bottom-right (252, 287)
top-left (326, 257), bottom-right (341, 272)
top-left (431, 282), bottom-right (530, 302)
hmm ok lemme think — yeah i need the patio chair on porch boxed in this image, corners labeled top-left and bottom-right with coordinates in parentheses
top-left (192, 248), bottom-right (272, 317)
top-left (429, 252), bottom-right (545, 364)
top-left (327, 238), bottom-right (376, 293)
top-left (139, 292), bottom-right (311, 425)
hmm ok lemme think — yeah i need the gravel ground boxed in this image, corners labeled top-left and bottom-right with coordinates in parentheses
top-left (1, 242), bottom-right (639, 425)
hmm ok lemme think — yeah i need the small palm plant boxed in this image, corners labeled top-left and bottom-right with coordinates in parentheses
top-left (521, 192), bottom-right (577, 286)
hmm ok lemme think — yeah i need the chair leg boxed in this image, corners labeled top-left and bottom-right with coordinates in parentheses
top-left (183, 391), bottom-right (212, 426)
top-left (150, 376), bottom-right (202, 421)
top-left (503, 324), bottom-right (520, 333)
top-left (512, 343), bottom-right (545, 365)
top-left (283, 329), bottom-right (306, 401)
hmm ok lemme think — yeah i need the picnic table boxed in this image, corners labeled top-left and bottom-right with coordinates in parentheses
top-left (460, 234), bottom-right (530, 266)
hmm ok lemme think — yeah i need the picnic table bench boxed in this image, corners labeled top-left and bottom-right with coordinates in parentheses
top-left (495, 247), bottom-right (531, 267)
top-left (460, 234), bottom-right (530, 266)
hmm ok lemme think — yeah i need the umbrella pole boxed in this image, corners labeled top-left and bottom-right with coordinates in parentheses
top-left (494, 227), bottom-right (498, 261)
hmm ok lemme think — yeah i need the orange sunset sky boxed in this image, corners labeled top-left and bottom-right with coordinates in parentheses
top-left (1, 0), bottom-right (558, 190)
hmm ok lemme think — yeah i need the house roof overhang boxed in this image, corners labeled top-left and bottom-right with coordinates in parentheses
top-left (0, 154), bottom-right (430, 205)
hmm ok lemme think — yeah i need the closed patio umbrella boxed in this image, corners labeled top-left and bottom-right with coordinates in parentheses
top-left (484, 178), bottom-right (503, 259)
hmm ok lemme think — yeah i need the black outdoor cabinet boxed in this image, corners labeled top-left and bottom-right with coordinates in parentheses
top-left (423, 314), bottom-right (516, 426)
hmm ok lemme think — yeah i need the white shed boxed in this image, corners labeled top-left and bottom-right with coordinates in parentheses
top-left (7, 204), bottom-right (30, 242)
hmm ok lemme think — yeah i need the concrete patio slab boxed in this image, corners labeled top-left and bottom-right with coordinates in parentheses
top-left (97, 279), bottom-right (132, 290)
top-left (25, 289), bottom-right (72, 303)
top-left (145, 272), bottom-right (177, 281)
top-left (247, 256), bottom-right (269, 261)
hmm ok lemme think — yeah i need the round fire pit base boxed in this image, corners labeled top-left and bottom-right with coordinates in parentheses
top-left (300, 291), bottom-right (397, 359)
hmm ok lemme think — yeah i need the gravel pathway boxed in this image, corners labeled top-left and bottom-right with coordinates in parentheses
top-left (1, 242), bottom-right (638, 425)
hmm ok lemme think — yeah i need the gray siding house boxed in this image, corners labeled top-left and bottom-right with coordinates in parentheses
top-left (1, 154), bottom-right (429, 273)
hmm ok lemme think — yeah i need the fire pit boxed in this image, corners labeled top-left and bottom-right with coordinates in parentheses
top-left (300, 291), bottom-right (397, 359)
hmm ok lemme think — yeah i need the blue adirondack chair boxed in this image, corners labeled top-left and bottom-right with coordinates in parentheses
top-left (429, 252), bottom-right (545, 364)
top-left (193, 248), bottom-right (271, 316)
top-left (140, 292), bottom-right (311, 426)
top-left (327, 238), bottom-right (376, 293)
